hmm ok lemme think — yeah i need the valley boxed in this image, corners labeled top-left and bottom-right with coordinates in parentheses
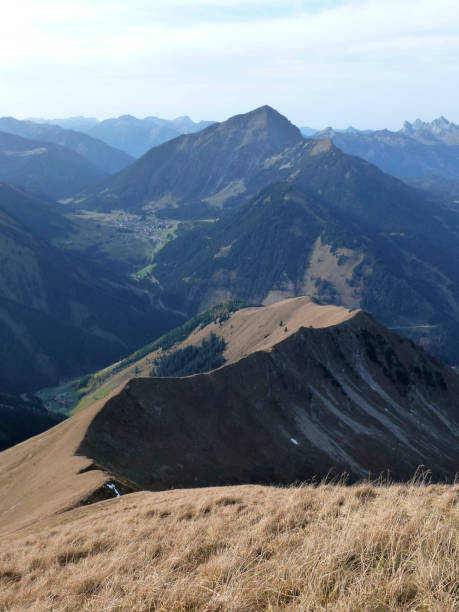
top-left (0, 103), bottom-right (458, 612)
top-left (51, 209), bottom-right (178, 278)
top-left (3, 2), bottom-right (459, 609)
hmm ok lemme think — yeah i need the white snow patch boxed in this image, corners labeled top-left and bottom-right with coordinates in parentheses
top-left (290, 437), bottom-right (299, 445)
top-left (106, 483), bottom-right (121, 497)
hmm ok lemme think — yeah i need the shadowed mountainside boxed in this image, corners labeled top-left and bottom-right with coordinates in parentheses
top-left (82, 105), bottom-right (303, 214)
top-left (0, 392), bottom-right (64, 452)
top-left (153, 180), bottom-right (459, 363)
top-left (0, 131), bottom-right (105, 199)
top-left (0, 183), bottom-right (184, 392)
top-left (0, 297), bottom-right (457, 537)
top-left (78, 304), bottom-right (459, 490)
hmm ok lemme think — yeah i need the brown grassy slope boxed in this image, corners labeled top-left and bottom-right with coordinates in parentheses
top-left (0, 298), bottom-right (354, 537)
top-left (0, 482), bottom-right (458, 611)
top-left (69, 296), bottom-right (355, 410)
top-left (185, 296), bottom-right (355, 362)
top-left (0, 387), bottom-right (125, 539)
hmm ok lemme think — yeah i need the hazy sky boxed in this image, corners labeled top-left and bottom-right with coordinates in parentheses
top-left (1, 0), bottom-right (458, 129)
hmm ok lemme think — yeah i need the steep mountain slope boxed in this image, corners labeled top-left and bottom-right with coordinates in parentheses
top-left (0, 131), bottom-right (105, 199)
top-left (0, 297), bottom-right (457, 536)
top-left (0, 117), bottom-right (133, 174)
top-left (0, 182), bottom-right (74, 240)
top-left (405, 176), bottom-right (459, 203)
top-left (86, 114), bottom-right (215, 158)
top-left (83, 106), bottom-right (303, 213)
top-left (154, 181), bottom-right (459, 362)
top-left (314, 127), bottom-right (459, 181)
top-left (0, 184), bottom-right (184, 392)
top-left (78, 106), bottom-right (459, 361)
top-left (82, 105), bottom-right (459, 221)
top-left (0, 392), bottom-right (64, 452)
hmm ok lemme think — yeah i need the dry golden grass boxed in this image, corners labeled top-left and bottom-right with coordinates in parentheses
top-left (0, 479), bottom-right (458, 611)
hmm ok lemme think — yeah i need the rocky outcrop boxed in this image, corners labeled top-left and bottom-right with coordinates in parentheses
top-left (78, 309), bottom-right (459, 487)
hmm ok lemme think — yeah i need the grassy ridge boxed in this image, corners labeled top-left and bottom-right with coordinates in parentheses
top-left (1, 478), bottom-right (457, 610)
top-left (60, 299), bottom-right (254, 414)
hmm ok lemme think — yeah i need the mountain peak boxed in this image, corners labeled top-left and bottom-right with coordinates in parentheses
top-left (223, 106), bottom-right (302, 144)
top-left (431, 115), bottom-right (451, 127)
top-left (399, 115), bottom-right (459, 145)
top-left (245, 105), bottom-right (293, 124)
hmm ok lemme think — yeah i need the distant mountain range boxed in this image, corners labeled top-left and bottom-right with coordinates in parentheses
top-left (314, 126), bottom-right (459, 182)
top-left (310, 117), bottom-right (459, 200)
top-left (2, 104), bottom-right (459, 391)
top-left (78, 105), bottom-right (459, 362)
top-left (30, 114), bottom-right (215, 158)
top-left (0, 117), bottom-right (133, 174)
top-left (400, 116), bottom-right (459, 146)
top-left (5, 113), bottom-right (458, 203)
top-left (300, 126), bottom-right (373, 137)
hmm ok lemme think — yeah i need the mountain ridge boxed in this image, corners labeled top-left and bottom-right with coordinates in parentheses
top-left (0, 130), bottom-right (106, 199)
top-left (0, 116), bottom-right (133, 174)
top-left (81, 105), bottom-right (304, 213)
top-left (0, 297), bottom-right (458, 537)
top-left (152, 179), bottom-right (459, 363)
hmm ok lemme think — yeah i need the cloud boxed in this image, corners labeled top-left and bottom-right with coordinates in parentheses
top-left (1, 0), bottom-right (458, 126)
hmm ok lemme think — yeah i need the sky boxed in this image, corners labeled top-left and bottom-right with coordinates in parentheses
top-left (1, 0), bottom-right (459, 130)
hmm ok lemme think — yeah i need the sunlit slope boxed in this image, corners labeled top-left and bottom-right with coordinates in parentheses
top-left (1, 482), bottom-right (458, 611)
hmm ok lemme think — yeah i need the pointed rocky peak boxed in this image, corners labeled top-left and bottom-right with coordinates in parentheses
top-left (399, 115), bottom-right (459, 145)
top-left (431, 115), bottom-right (451, 127)
top-left (411, 118), bottom-right (425, 129)
top-left (220, 105), bottom-right (303, 148)
top-left (313, 126), bottom-right (336, 138)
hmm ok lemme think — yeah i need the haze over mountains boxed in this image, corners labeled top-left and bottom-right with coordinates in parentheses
top-left (64, 105), bottom-right (458, 363)
top-left (0, 103), bottom-right (458, 458)
top-left (2, 111), bottom-right (458, 205)
top-left (82, 106), bottom-right (303, 214)
top-left (0, 99), bottom-right (458, 612)
top-left (0, 117), bottom-right (133, 174)
top-left (312, 117), bottom-right (459, 201)
top-left (31, 114), bottom-right (215, 158)
top-left (0, 131), bottom-right (106, 199)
